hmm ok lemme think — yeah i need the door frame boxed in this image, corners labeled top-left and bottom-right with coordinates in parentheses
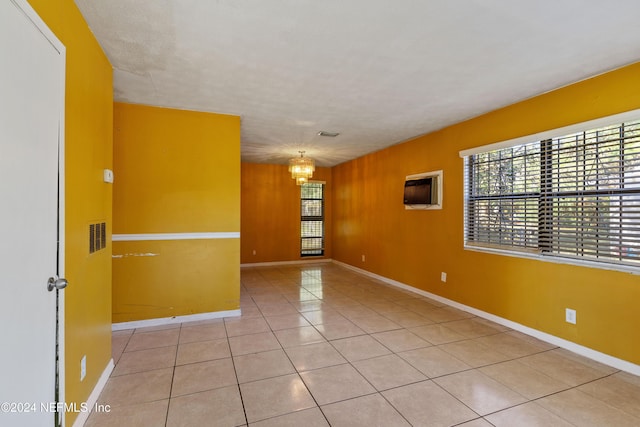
top-left (11, 0), bottom-right (66, 424)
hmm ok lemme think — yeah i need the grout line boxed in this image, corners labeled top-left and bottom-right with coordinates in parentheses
top-left (163, 325), bottom-right (180, 427)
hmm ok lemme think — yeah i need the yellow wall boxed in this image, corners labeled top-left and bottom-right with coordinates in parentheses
top-left (333, 62), bottom-right (640, 366)
top-left (27, 0), bottom-right (113, 425)
top-left (241, 163), bottom-right (332, 263)
top-left (113, 103), bottom-right (241, 322)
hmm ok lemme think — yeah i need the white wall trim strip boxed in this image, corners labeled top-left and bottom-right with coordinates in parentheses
top-left (72, 358), bottom-right (114, 427)
top-left (459, 108), bottom-right (640, 158)
top-left (112, 232), bottom-right (240, 242)
top-left (112, 309), bottom-right (241, 331)
top-left (332, 260), bottom-right (640, 376)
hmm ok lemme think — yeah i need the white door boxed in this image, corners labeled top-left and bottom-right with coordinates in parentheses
top-left (0, 1), bottom-right (65, 426)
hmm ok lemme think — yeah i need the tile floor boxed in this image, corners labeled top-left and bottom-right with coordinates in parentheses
top-left (86, 263), bottom-right (640, 426)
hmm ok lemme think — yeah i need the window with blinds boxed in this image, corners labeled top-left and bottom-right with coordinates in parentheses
top-left (300, 182), bottom-right (324, 257)
top-left (463, 119), bottom-right (640, 268)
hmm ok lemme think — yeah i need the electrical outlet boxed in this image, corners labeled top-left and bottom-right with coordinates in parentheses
top-left (252, 249), bottom-right (256, 255)
top-left (362, 255), bottom-right (365, 262)
top-left (80, 355), bottom-right (86, 381)
top-left (441, 272), bottom-right (447, 282)
top-left (565, 308), bottom-right (577, 324)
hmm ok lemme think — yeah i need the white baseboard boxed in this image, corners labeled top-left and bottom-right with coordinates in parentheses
top-left (72, 358), bottom-right (114, 427)
top-left (241, 258), bottom-right (332, 268)
top-left (333, 260), bottom-right (640, 376)
top-left (112, 309), bottom-right (241, 331)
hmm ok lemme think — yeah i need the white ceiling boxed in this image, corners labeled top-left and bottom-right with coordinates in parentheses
top-left (74, 0), bottom-right (640, 167)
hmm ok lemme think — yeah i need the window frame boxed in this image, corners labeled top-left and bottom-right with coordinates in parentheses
top-left (300, 181), bottom-right (325, 257)
top-left (460, 109), bottom-right (640, 275)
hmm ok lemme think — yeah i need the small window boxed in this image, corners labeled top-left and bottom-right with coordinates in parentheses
top-left (300, 182), bottom-right (324, 257)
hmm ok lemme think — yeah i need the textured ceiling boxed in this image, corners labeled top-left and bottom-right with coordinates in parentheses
top-left (74, 0), bottom-right (640, 167)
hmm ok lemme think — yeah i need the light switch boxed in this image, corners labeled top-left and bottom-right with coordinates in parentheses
top-left (103, 169), bottom-right (114, 183)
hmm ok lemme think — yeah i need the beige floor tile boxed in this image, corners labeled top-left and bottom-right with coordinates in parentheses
top-left (456, 419), bottom-right (494, 427)
top-left (398, 346), bottom-right (471, 378)
top-left (291, 300), bottom-right (325, 312)
top-left (124, 328), bottom-right (180, 352)
top-left (505, 330), bottom-right (557, 350)
top-left (180, 317), bottom-right (227, 327)
top-left (178, 323), bottom-right (226, 344)
top-left (382, 380), bottom-right (478, 426)
top-left (486, 401), bottom-right (574, 427)
top-left (252, 294), bottom-right (290, 306)
top-left (250, 407), bottom-right (329, 427)
top-left (258, 302), bottom-right (300, 317)
top-left (353, 354), bottom-right (427, 391)
top-left (578, 373), bottom-right (640, 418)
top-left (112, 346), bottom-right (177, 376)
top-left (480, 360), bottom-right (571, 399)
top-left (112, 334), bottom-right (130, 364)
top-left (331, 335), bottom-right (391, 362)
top-left (225, 317), bottom-right (270, 337)
top-left (240, 374), bottom-right (316, 423)
top-left (314, 320), bottom-right (366, 340)
top-left (444, 318), bottom-right (504, 339)
top-left (422, 307), bottom-right (472, 322)
top-left (175, 338), bottom-right (231, 365)
top-left (301, 309), bottom-right (348, 325)
top-left (229, 331), bottom-right (281, 356)
top-left (97, 368), bottom-right (173, 407)
top-left (166, 385), bottom-right (245, 427)
top-left (234, 349), bottom-right (295, 383)
top-left (347, 314), bottom-right (401, 334)
top-left (552, 348), bottom-right (618, 375)
top-left (236, 305), bottom-right (264, 318)
top-left (409, 324), bottom-right (466, 345)
top-left (282, 290), bottom-right (318, 302)
top-left (321, 393), bottom-right (410, 427)
top-left (85, 399), bottom-right (169, 427)
top-left (371, 329), bottom-right (430, 352)
top-left (538, 388), bottom-right (640, 426)
top-left (300, 364), bottom-right (376, 405)
top-left (337, 305), bottom-right (378, 320)
top-left (434, 370), bottom-right (527, 415)
top-left (616, 371), bottom-right (640, 388)
top-left (474, 332), bottom-right (548, 359)
top-left (518, 350), bottom-right (610, 386)
top-left (284, 342), bottom-right (347, 371)
top-left (439, 339), bottom-right (511, 367)
top-left (366, 301), bottom-right (407, 315)
top-left (133, 323), bottom-right (181, 333)
top-left (394, 298), bottom-right (440, 313)
top-left (380, 310), bottom-right (434, 328)
top-left (171, 358), bottom-right (237, 397)
top-left (274, 326), bottom-right (326, 348)
top-left (264, 313), bottom-right (311, 330)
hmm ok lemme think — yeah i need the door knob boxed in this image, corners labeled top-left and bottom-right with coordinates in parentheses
top-left (47, 277), bottom-right (68, 292)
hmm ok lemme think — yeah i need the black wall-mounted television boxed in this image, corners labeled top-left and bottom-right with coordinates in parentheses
top-left (404, 177), bottom-right (432, 205)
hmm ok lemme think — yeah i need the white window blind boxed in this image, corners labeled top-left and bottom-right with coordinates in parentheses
top-left (463, 119), bottom-right (640, 268)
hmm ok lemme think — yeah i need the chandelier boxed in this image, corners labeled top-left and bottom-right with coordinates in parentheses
top-left (288, 151), bottom-right (315, 185)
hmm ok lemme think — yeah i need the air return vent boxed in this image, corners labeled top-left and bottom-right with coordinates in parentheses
top-left (89, 222), bottom-right (107, 254)
top-left (317, 131), bottom-right (339, 137)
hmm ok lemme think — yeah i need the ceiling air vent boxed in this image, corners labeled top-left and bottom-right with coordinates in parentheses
top-left (317, 131), bottom-right (339, 137)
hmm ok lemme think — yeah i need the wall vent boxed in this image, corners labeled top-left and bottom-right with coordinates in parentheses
top-left (89, 224), bottom-right (95, 253)
top-left (89, 222), bottom-right (107, 254)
